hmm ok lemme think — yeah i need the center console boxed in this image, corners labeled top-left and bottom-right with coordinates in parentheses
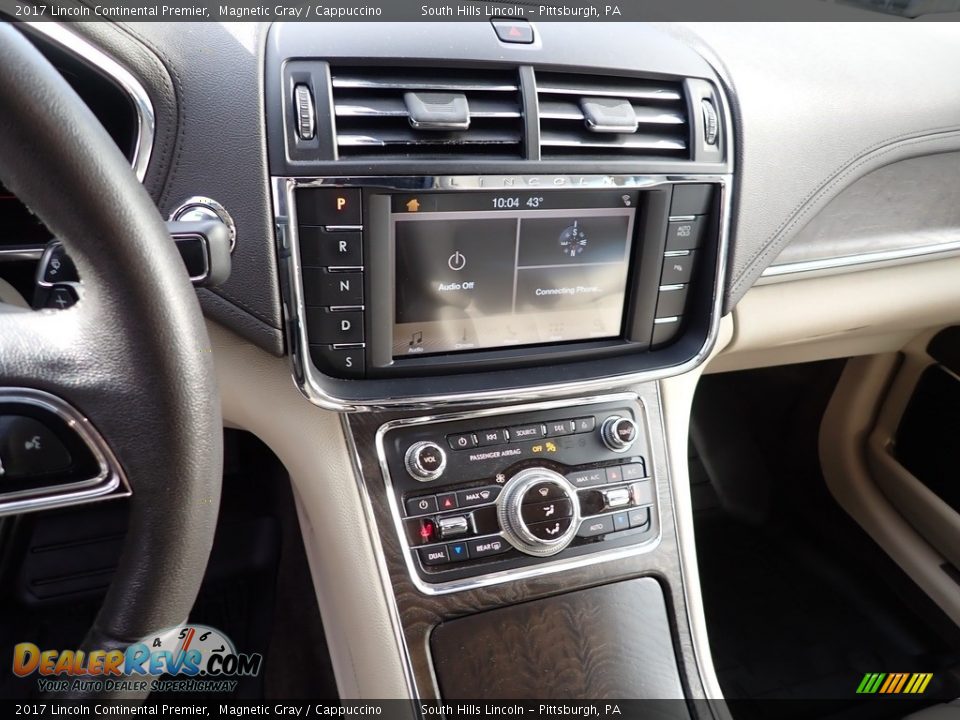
top-left (266, 19), bottom-right (733, 713)
top-left (379, 395), bottom-right (658, 592)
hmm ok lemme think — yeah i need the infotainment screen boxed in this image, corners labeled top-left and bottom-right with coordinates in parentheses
top-left (391, 190), bottom-right (639, 357)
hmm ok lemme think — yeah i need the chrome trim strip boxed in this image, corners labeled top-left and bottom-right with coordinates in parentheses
top-left (0, 247), bottom-right (44, 261)
top-left (374, 393), bottom-right (662, 596)
top-left (653, 383), bottom-right (727, 706)
top-left (340, 414), bottom-right (421, 701)
top-left (758, 240), bottom-right (960, 284)
top-left (272, 173), bottom-right (733, 411)
top-left (0, 388), bottom-right (130, 517)
top-left (24, 22), bottom-right (155, 183)
top-left (35, 241), bottom-right (63, 289)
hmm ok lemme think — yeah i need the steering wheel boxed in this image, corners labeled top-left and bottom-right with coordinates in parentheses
top-left (0, 24), bottom-right (222, 699)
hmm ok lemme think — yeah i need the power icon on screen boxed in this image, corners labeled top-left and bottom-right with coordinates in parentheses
top-left (448, 251), bottom-right (466, 271)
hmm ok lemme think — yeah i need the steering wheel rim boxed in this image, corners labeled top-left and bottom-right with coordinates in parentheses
top-left (0, 23), bottom-right (222, 699)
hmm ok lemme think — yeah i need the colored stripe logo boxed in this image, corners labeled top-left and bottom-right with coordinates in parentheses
top-left (856, 672), bottom-right (933, 694)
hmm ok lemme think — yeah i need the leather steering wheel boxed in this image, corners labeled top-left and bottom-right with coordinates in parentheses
top-left (0, 24), bottom-right (222, 699)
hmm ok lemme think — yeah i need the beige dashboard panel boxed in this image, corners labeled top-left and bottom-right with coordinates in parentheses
top-left (708, 256), bottom-right (960, 374)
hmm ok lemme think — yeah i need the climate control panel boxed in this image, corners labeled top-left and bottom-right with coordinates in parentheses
top-left (377, 397), bottom-right (659, 590)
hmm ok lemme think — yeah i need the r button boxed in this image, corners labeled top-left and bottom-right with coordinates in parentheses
top-left (299, 227), bottom-right (363, 267)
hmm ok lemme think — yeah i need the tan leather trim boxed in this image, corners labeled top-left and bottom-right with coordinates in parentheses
top-left (207, 320), bottom-right (410, 699)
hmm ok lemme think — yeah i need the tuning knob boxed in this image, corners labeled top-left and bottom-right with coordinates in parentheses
top-left (404, 441), bottom-right (446, 481)
top-left (497, 468), bottom-right (580, 557)
top-left (601, 415), bottom-right (638, 453)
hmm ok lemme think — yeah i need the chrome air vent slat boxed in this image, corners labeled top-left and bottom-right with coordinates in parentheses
top-left (536, 81), bottom-right (682, 101)
top-left (335, 95), bottom-right (521, 119)
top-left (540, 131), bottom-right (687, 151)
top-left (331, 74), bottom-right (518, 92)
top-left (338, 128), bottom-right (522, 147)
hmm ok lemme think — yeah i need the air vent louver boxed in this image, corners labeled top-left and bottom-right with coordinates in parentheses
top-left (330, 67), bottom-right (524, 160)
top-left (536, 72), bottom-right (689, 160)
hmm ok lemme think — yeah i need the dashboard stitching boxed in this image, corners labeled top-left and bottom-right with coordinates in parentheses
top-left (206, 286), bottom-right (279, 328)
top-left (67, 15), bottom-right (177, 200)
top-left (128, 28), bottom-right (188, 214)
top-left (732, 125), bottom-right (960, 298)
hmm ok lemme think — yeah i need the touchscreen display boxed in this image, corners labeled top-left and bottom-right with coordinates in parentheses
top-left (392, 190), bottom-right (638, 357)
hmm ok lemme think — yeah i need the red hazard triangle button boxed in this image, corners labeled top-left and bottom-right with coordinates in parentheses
top-left (491, 19), bottom-right (535, 44)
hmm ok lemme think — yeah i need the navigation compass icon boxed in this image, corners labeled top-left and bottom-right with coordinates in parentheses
top-left (558, 220), bottom-right (588, 257)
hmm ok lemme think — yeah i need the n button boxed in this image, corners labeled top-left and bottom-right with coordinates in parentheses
top-left (303, 269), bottom-right (364, 307)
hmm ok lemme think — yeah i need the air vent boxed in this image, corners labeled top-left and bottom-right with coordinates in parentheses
top-left (535, 72), bottom-right (689, 160)
top-left (330, 67), bottom-right (524, 160)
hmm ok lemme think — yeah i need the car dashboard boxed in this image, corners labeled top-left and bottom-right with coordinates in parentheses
top-left (2, 13), bottom-right (960, 714)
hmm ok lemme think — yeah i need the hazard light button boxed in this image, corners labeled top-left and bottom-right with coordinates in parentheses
top-left (491, 19), bottom-right (534, 44)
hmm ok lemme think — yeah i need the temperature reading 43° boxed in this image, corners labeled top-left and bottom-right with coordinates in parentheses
top-left (526, 196), bottom-right (545, 208)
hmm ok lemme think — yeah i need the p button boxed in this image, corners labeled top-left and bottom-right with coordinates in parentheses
top-left (296, 188), bottom-right (362, 226)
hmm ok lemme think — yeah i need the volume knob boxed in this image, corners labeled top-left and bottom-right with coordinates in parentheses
top-left (497, 468), bottom-right (580, 557)
top-left (404, 441), bottom-right (446, 481)
top-left (601, 416), bottom-right (638, 453)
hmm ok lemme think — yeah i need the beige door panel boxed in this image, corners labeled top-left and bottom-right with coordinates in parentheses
top-left (820, 352), bottom-right (960, 626)
top-left (865, 331), bottom-right (960, 573)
